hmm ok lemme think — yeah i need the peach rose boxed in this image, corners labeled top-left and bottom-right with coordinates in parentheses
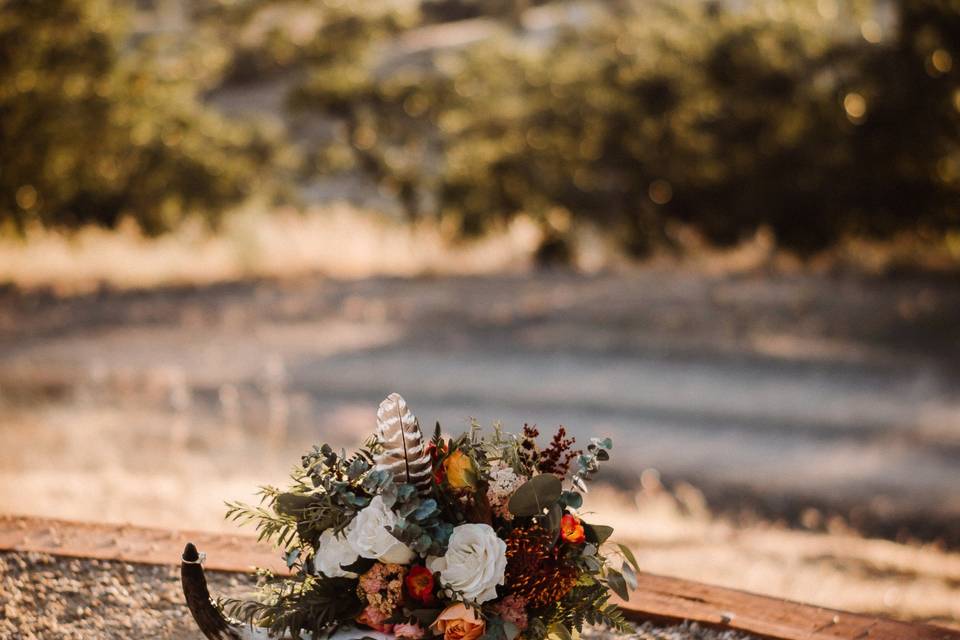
top-left (430, 604), bottom-right (486, 640)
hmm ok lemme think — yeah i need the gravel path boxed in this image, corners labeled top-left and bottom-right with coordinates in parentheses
top-left (0, 551), bottom-right (251, 639)
top-left (0, 551), bottom-right (758, 640)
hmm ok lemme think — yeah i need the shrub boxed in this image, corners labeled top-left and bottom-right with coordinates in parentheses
top-left (293, 0), bottom-right (960, 258)
top-left (0, 0), bottom-right (279, 234)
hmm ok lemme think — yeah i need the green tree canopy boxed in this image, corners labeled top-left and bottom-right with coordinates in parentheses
top-left (0, 0), bottom-right (279, 234)
top-left (293, 0), bottom-right (960, 258)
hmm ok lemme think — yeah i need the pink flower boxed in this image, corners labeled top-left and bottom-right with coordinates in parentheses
top-left (357, 604), bottom-right (393, 633)
top-left (394, 622), bottom-right (426, 640)
top-left (493, 595), bottom-right (528, 631)
top-left (358, 562), bottom-right (406, 617)
top-left (360, 574), bottom-right (385, 593)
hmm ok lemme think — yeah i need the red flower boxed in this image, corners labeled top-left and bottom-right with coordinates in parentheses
top-left (427, 442), bottom-right (447, 485)
top-left (433, 463), bottom-right (446, 486)
top-left (426, 440), bottom-right (447, 460)
top-left (405, 565), bottom-right (435, 603)
top-left (560, 514), bottom-right (585, 544)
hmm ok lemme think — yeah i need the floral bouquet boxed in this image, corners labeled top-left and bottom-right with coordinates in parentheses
top-left (183, 393), bottom-right (637, 640)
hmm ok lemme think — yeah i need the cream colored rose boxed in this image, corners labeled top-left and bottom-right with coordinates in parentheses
top-left (313, 528), bottom-right (359, 578)
top-left (427, 523), bottom-right (506, 603)
top-left (347, 495), bottom-right (415, 564)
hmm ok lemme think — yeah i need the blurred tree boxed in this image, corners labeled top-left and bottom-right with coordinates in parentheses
top-left (420, 0), bottom-right (533, 25)
top-left (292, 0), bottom-right (960, 261)
top-left (0, 0), bottom-right (279, 235)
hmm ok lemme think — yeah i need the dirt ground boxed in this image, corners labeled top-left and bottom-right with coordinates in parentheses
top-left (0, 551), bottom-right (759, 639)
top-left (1, 268), bottom-right (959, 626)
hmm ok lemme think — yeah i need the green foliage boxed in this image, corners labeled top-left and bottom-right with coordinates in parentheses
top-left (536, 582), bottom-right (633, 638)
top-left (571, 437), bottom-right (612, 493)
top-left (226, 486), bottom-right (300, 548)
top-left (382, 475), bottom-right (453, 555)
top-left (583, 523), bottom-right (613, 545)
top-left (0, 0), bottom-right (280, 235)
top-left (292, 0), bottom-right (960, 259)
top-left (221, 574), bottom-right (364, 639)
top-left (507, 473), bottom-right (563, 517)
top-left (225, 443), bottom-right (383, 553)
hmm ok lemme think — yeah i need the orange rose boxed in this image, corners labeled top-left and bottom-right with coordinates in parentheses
top-left (560, 514), bottom-right (585, 544)
top-left (405, 565), bottom-right (435, 603)
top-left (443, 450), bottom-right (478, 490)
top-left (430, 604), bottom-right (486, 640)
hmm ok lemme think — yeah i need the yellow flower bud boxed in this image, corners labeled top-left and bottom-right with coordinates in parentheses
top-left (443, 450), bottom-right (478, 489)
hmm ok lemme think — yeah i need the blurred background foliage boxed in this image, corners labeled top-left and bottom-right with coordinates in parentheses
top-left (3, 0), bottom-right (960, 261)
top-left (0, 0), bottom-right (283, 235)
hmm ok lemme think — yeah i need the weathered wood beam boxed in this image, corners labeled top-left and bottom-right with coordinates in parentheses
top-left (0, 514), bottom-right (284, 573)
top-left (1, 514), bottom-right (957, 640)
top-left (612, 573), bottom-right (957, 640)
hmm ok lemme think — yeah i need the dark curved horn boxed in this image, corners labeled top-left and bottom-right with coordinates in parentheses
top-left (181, 542), bottom-right (246, 640)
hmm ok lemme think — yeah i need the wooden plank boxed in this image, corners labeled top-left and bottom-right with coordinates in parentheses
top-left (1, 514), bottom-right (957, 640)
top-left (0, 514), bottom-right (286, 574)
top-left (612, 573), bottom-right (959, 640)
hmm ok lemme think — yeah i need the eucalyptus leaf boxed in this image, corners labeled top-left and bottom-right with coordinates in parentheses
top-left (571, 475), bottom-right (589, 494)
top-left (584, 523), bottom-right (613, 544)
top-left (606, 569), bottom-right (629, 601)
top-left (398, 499), bottom-right (419, 518)
top-left (617, 543), bottom-right (641, 573)
top-left (544, 503), bottom-right (563, 534)
top-left (621, 560), bottom-right (638, 590)
top-left (560, 491), bottom-right (583, 509)
top-left (344, 492), bottom-right (369, 507)
top-left (285, 548), bottom-right (300, 569)
top-left (413, 499), bottom-right (438, 520)
top-left (275, 493), bottom-right (311, 516)
top-left (347, 457), bottom-right (368, 481)
top-left (508, 474), bottom-right (562, 517)
top-left (503, 621), bottom-right (520, 640)
top-left (380, 484), bottom-right (399, 508)
top-left (417, 533), bottom-right (433, 551)
top-left (361, 470), bottom-right (389, 493)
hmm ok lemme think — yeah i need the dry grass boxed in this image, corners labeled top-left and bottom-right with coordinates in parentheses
top-left (5, 204), bottom-right (959, 296)
top-left (0, 204), bottom-right (542, 294)
top-left (587, 484), bottom-right (960, 629)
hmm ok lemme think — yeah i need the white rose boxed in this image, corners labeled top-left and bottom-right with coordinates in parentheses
top-left (313, 528), bottom-right (360, 578)
top-left (427, 523), bottom-right (506, 603)
top-left (346, 495), bottom-right (415, 564)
